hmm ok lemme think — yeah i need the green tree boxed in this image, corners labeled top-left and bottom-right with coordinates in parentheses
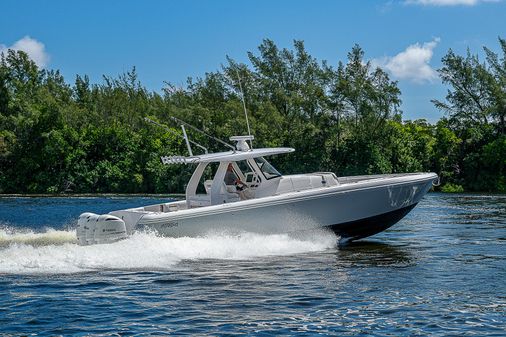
top-left (329, 45), bottom-right (402, 174)
top-left (433, 37), bottom-right (506, 191)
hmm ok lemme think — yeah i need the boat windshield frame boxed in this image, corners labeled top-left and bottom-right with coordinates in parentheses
top-left (253, 157), bottom-right (282, 180)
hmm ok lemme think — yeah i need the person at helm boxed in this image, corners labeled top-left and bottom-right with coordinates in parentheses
top-left (224, 163), bottom-right (245, 190)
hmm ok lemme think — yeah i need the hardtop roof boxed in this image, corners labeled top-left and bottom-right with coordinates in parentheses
top-left (161, 147), bottom-right (294, 164)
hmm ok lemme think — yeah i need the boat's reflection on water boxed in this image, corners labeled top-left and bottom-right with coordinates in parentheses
top-left (335, 240), bottom-right (413, 267)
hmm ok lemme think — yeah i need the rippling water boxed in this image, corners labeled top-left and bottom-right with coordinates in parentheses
top-left (1, 194), bottom-right (505, 335)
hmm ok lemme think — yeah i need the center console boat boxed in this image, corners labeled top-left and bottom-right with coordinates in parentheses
top-left (76, 134), bottom-right (437, 245)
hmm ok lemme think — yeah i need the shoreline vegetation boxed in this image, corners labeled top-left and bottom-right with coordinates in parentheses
top-left (0, 193), bottom-right (185, 198)
top-left (0, 39), bottom-right (505, 194)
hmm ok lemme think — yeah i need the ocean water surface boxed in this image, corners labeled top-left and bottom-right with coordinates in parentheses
top-left (0, 194), bottom-right (505, 335)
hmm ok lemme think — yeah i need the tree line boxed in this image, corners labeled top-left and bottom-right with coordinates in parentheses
top-left (0, 38), bottom-right (504, 194)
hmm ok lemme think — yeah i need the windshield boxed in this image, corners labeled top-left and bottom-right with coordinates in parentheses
top-left (235, 160), bottom-right (254, 178)
top-left (254, 157), bottom-right (281, 180)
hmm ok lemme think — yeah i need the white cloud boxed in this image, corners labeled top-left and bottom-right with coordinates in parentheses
top-left (372, 38), bottom-right (440, 84)
top-left (405, 0), bottom-right (497, 6)
top-left (0, 36), bottom-right (50, 68)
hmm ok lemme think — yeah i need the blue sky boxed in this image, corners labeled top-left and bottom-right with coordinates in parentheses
top-left (1, 0), bottom-right (505, 122)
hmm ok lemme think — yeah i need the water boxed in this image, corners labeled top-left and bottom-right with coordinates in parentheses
top-left (0, 194), bottom-right (505, 336)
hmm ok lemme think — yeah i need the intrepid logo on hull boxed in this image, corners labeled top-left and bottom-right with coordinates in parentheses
top-left (160, 221), bottom-right (179, 229)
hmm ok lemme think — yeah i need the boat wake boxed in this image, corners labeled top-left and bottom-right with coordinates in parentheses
top-left (0, 226), bottom-right (337, 274)
top-left (0, 227), bottom-right (77, 247)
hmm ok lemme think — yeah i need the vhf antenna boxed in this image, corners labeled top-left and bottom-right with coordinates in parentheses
top-left (235, 67), bottom-right (253, 149)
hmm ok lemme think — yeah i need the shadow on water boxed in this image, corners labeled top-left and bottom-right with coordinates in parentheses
top-left (336, 240), bottom-right (413, 267)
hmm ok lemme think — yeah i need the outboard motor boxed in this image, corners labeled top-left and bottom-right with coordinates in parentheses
top-left (94, 214), bottom-right (128, 244)
top-left (77, 212), bottom-right (127, 245)
top-left (76, 213), bottom-right (89, 244)
top-left (77, 212), bottom-right (99, 245)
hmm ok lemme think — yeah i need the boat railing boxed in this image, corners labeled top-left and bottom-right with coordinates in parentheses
top-left (337, 173), bottom-right (423, 184)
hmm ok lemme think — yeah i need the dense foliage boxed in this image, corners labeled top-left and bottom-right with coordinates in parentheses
top-left (0, 39), bottom-right (504, 194)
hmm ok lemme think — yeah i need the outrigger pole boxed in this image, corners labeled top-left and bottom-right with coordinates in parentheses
top-left (144, 117), bottom-right (208, 155)
top-left (167, 116), bottom-right (236, 152)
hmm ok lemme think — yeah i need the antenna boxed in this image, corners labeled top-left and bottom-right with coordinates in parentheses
top-left (235, 67), bottom-right (253, 149)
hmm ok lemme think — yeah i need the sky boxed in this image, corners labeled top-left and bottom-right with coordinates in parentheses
top-left (1, 0), bottom-right (505, 122)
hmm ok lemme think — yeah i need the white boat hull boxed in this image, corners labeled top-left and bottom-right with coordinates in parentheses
top-left (111, 173), bottom-right (436, 241)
